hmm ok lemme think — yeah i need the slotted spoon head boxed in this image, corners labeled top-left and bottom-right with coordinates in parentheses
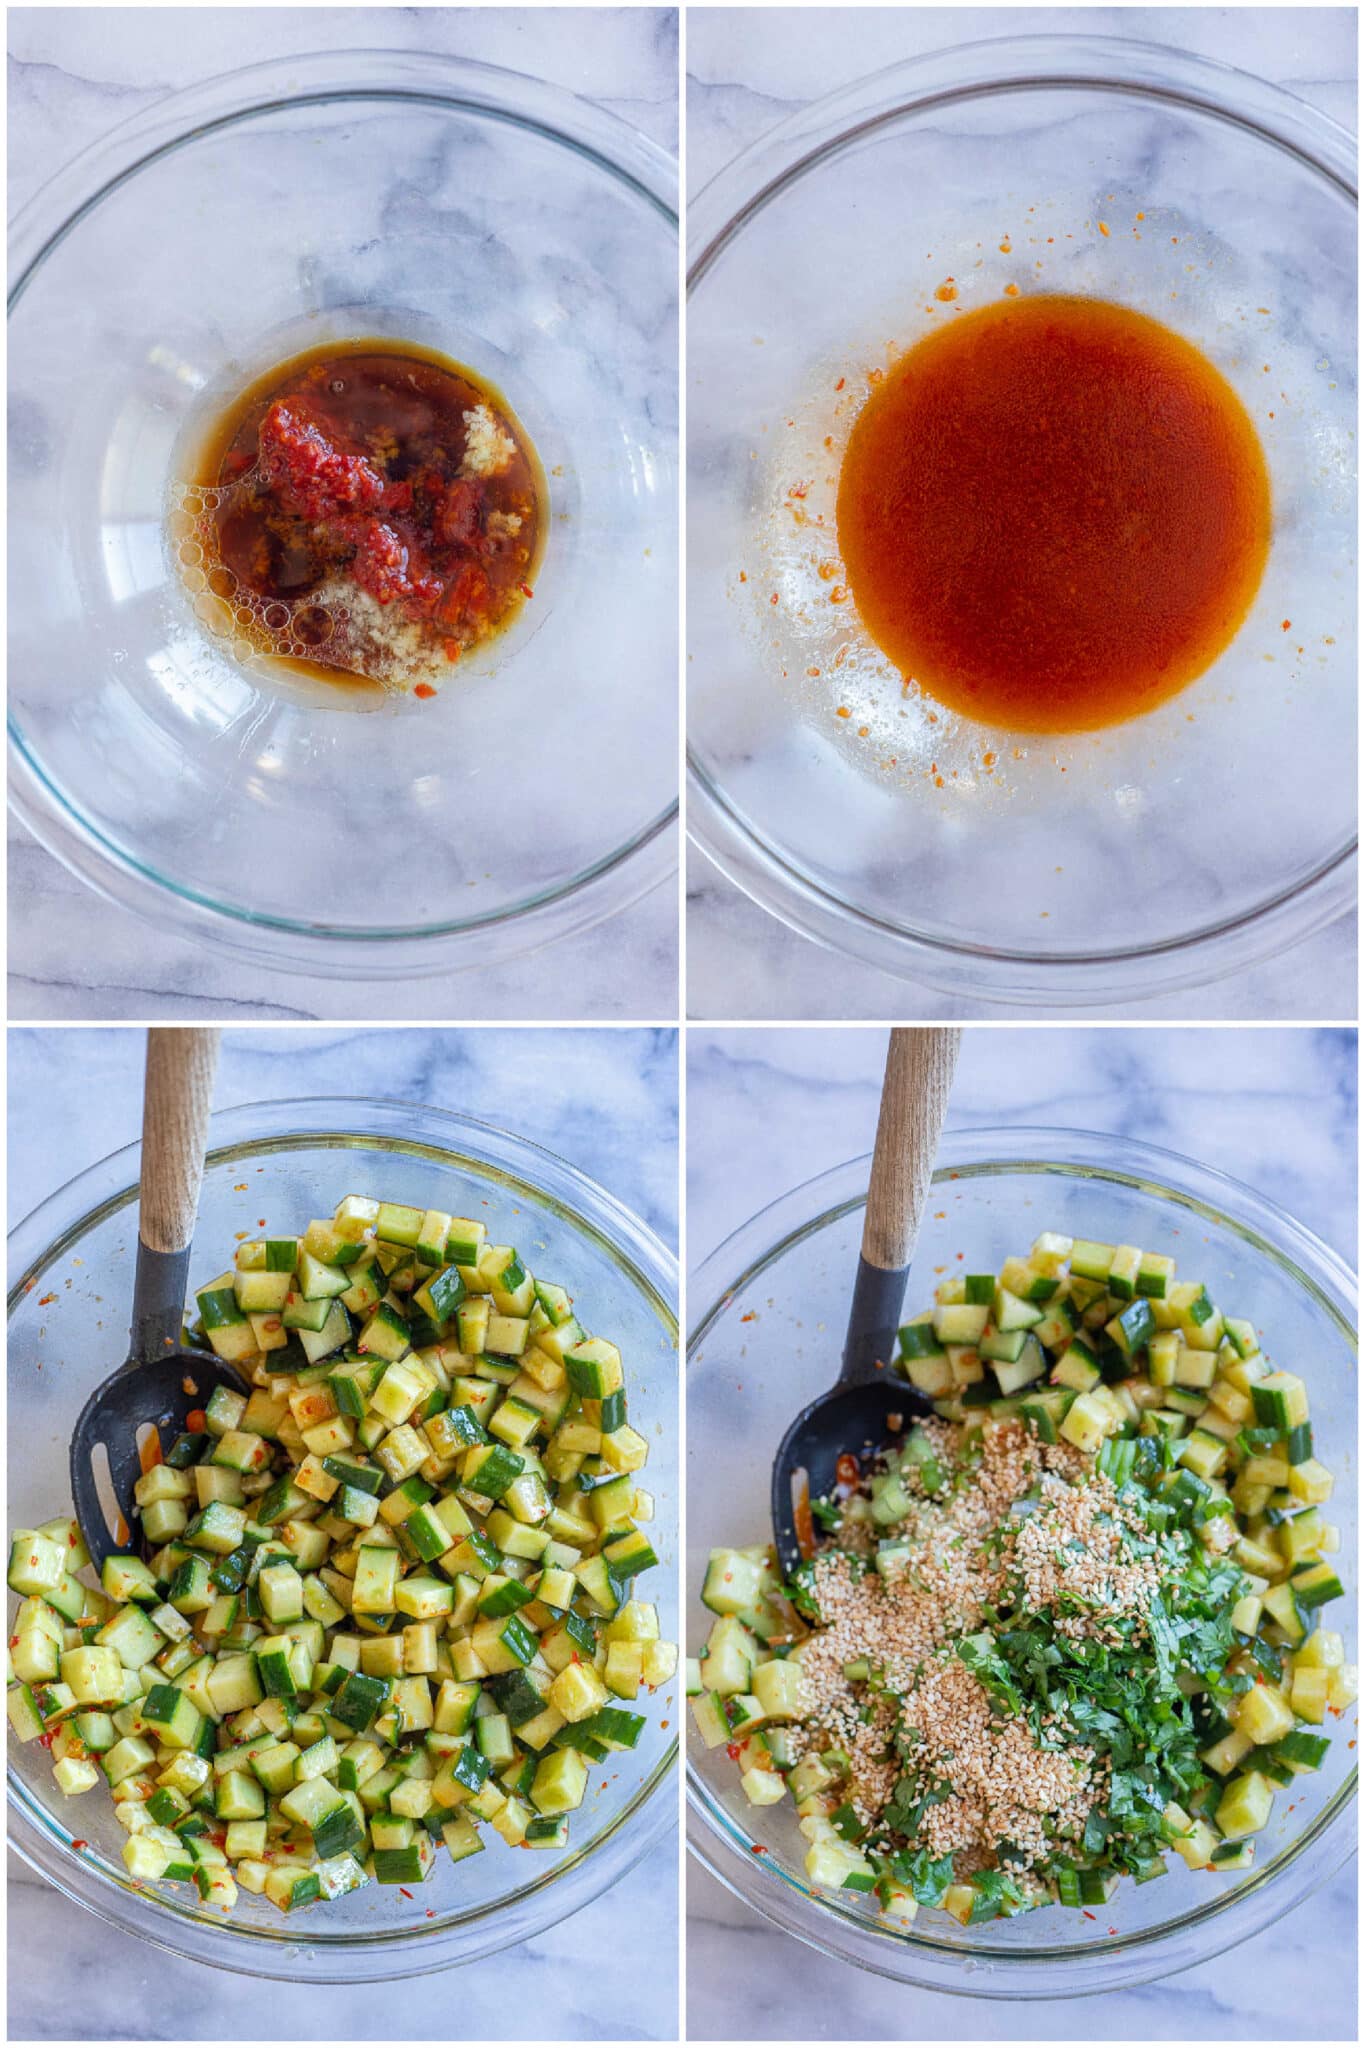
top-left (771, 1372), bottom-right (933, 1581)
top-left (67, 1028), bottom-right (234, 1572)
top-left (69, 1339), bottom-right (249, 1572)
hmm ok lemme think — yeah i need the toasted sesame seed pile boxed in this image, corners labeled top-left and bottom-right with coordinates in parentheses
top-left (792, 1416), bottom-right (1162, 1878)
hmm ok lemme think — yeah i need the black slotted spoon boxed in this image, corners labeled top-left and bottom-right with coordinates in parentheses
top-left (69, 1027), bottom-right (249, 1570)
top-left (771, 1026), bottom-right (961, 1578)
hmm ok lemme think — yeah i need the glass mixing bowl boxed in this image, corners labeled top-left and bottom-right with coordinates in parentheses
top-left (9, 51), bottom-right (678, 979)
top-left (687, 1129), bottom-right (1356, 1996)
top-left (8, 1097), bottom-right (679, 1981)
top-left (687, 37), bottom-right (1357, 1006)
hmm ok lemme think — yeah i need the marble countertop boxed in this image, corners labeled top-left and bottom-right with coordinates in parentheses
top-left (686, 1022), bottom-right (1357, 2038)
top-left (7, 6), bottom-right (679, 1023)
top-left (7, 1023), bottom-right (679, 2040)
top-left (686, 6), bottom-right (1357, 1023)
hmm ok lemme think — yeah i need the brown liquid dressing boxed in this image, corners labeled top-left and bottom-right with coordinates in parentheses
top-left (835, 295), bottom-right (1271, 733)
top-left (177, 339), bottom-right (545, 693)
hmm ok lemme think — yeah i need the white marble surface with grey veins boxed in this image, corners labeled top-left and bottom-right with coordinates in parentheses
top-left (8, 1024), bottom-right (679, 2040)
top-left (686, 7), bottom-right (1357, 1023)
top-left (7, 7), bottom-right (680, 1023)
top-left (686, 1021), bottom-right (1357, 2038)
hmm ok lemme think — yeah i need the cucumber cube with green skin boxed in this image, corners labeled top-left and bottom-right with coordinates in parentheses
top-left (281, 1290), bottom-right (334, 1333)
top-left (1108, 1297), bottom-right (1157, 1357)
top-left (596, 1388), bottom-right (626, 1433)
top-left (429, 1404), bottom-right (489, 1455)
top-left (603, 1529), bottom-right (658, 1578)
top-left (100, 1555), bottom-right (165, 1607)
top-left (216, 1770), bottom-right (266, 1821)
top-left (141, 1683), bottom-right (207, 1751)
top-left (1293, 1562), bottom-right (1345, 1609)
top-left (331, 1671), bottom-right (392, 1732)
top-left (525, 1813), bottom-right (571, 1848)
top-left (993, 1287), bottom-right (1043, 1334)
top-left (59, 1645), bottom-right (124, 1706)
top-left (297, 1251), bottom-right (350, 1301)
top-left (464, 1443), bottom-right (525, 1500)
top-left (471, 1713), bottom-right (515, 1767)
top-left (211, 1429), bottom-right (272, 1475)
top-left (167, 1556), bottom-right (214, 1615)
top-left (315, 1851), bottom-right (370, 1900)
top-left (7, 1684), bottom-right (47, 1744)
top-left (183, 1501), bottom-right (247, 1555)
top-left (359, 1301), bottom-right (412, 1363)
top-left (297, 1301), bottom-right (352, 1365)
top-left (898, 1320), bottom-right (947, 1360)
top-left (280, 1777), bottom-right (364, 1858)
top-left (235, 1268), bottom-right (292, 1314)
top-left (265, 1867), bottom-right (322, 1913)
top-left (96, 1603), bottom-right (166, 1670)
top-left (1069, 1239), bottom-right (1116, 1282)
top-left (259, 1562), bottom-right (304, 1624)
top-left (484, 1246), bottom-right (534, 1312)
top-left (426, 1264), bottom-right (469, 1324)
top-left (376, 1203), bottom-right (424, 1249)
top-left (396, 1502), bottom-right (452, 1565)
top-left (197, 1283), bottom-right (248, 1335)
top-left (1107, 1245), bottom-right (1142, 1301)
top-left (476, 1575), bottom-right (535, 1620)
top-left (450, 1741), bottom-right (493, 1793)
top-left (334, 1485), bottom-right (379, 1529)
top-left (1251, 1373), bottom-right (1309, 1431)
top-left (531, 1747), bottom-right (589, 1815)
top-left (340, 1264), bottom-right (385, 1319)
top-left (415, 1210), bottom-right (453, 1266)
top-left (1137, 1251), bottom-right (1177, 1299)
top-left (446, 1219), bottom-right (487, 1267)
top-left (433, 1678), bottom-right (481, 1735)
top-left (485, 1315), bottom-right (530, 1358)
top-left (484, 1670), bottom-right (550, 1726)
top-left (485, 1400), bottom-right (541, 1460)
top-left (563, 1338), bottom-right (624, 1399)
top-left (393, 1575), bottom-right (455, 1621)
top-left (247, 1742), bottom-right (302, 1795)
top-left (533, 1279), bottom-right (576, 1326)
top-left (980, 1325), bottom-right (1027, 1365)
top-left (373, 1831), bottom-right (436, 1885)
top-left (932, 1302), bottom-right (990, 1346)
top-left (582, 1707), bottom-right (645, 1751)
top-left (145, 1785), bottom-right (190, 1827)
top-left (323, 1455), bottom-right (382, 1496)
top-left (456, 1299), bottom-right (491, 1356)
top-left (254, 1636), bottom-right (299, 1699)
top-left (8, 1532), bottom-right (69, 1597)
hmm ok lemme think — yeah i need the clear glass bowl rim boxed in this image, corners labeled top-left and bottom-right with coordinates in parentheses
top-left (685, 32), bottom-right (1358, 1008)
top-left (8, 48), bottom-right (680, 982)
top-left (8, 1092), bottom-right (679, 1983)
top-left (685, 1124), bottom-right (1357, 1999)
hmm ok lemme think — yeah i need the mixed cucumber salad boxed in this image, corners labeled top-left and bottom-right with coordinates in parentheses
top-left (8, 1194), bottom-right (675, 1917)
top-left (691, 1231), bottom-right (1354, 1927)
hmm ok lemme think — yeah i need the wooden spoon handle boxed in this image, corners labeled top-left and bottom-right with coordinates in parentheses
top-left (861, 1027), bottom-right (962, 1271)
top-left (139, 1029), bottom-right (221, 1256)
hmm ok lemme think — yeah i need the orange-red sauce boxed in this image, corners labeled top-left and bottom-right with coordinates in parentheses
top-left (835, 295), bottom-right (1271, 733)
